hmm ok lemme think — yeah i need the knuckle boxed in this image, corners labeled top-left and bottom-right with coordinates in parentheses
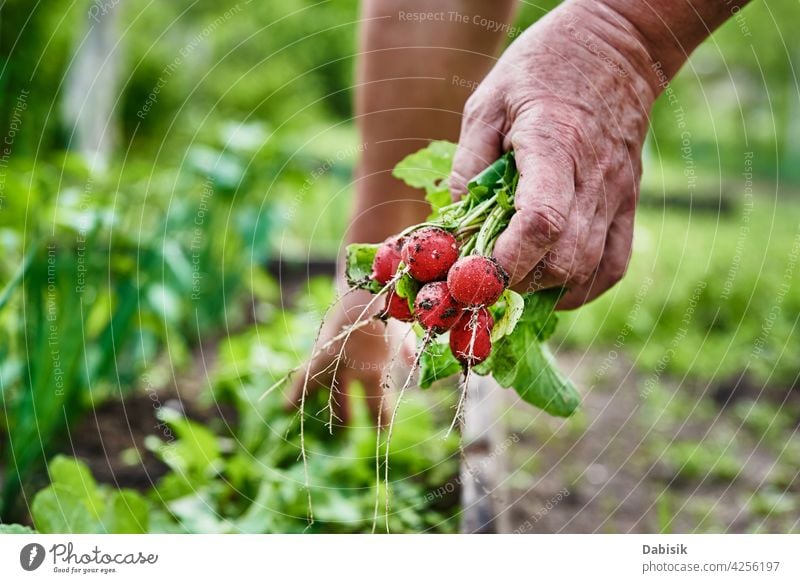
top-left (519, 204), bottom-right (568, 246)
top-left (571, 270), bottom-right (593, 286)
top-left (463, 91), bottom-right (502, 126)
top-left (522, 112), bottom-right (587, 160)
top-left (546, 262), bottom-right (572, 283)
top-left (462, 94), bottom-right (483, 121)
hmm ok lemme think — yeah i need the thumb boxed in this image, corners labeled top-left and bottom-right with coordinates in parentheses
top-left (449, 92), bottom-right (505, 199)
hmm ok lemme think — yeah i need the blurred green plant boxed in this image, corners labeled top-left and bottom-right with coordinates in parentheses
top-left (0, 122), bottom-right (278, 518)
top-left (27, 280), bottom-right (460, 533)
top-left (558, 200), bottom-right (800, 389)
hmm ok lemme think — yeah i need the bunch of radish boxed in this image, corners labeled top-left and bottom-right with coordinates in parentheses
top-left (372, 227), bottom-right (508, 366)
top-left (343, 141), bottom-right (578, 421)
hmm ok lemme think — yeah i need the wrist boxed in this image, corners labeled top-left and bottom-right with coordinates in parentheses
top-left (584, 0), bottom-right (750, 87)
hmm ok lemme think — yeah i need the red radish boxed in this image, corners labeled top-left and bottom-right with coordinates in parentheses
top-left (401, 227), bottom-right (459, 283)
top-left (380, 288), bottom-right (414, 322)
top-left (450, 307), bottom-right (494, 366)
top-left (371, 235), bottom-right (405, 285)
top-left (447, 255), bottom-right (508, 306)
top-left (414, 281), bottom-right (463, 333)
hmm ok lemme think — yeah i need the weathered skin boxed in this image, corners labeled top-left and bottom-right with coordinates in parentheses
top-left (450, 0), bottom-right (750, 309)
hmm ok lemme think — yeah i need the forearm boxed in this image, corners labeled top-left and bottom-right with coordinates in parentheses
top-left (590, 0), bottom-right (753, 84)
top-left (351, 0), bottom-right (517, 244)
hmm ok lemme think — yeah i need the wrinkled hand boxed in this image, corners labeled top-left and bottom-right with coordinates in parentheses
top-left (288, 289), bottom-right (396, 427)
top-left (450, 0), bottom-right (661, 309)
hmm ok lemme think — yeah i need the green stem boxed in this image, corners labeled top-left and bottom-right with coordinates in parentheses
top-left (456, 194), bottom-right (497, 229)
top-left (474, 204), bottom-right (509, 256)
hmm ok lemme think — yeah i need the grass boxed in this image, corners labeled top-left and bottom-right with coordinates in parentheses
top-left (558, 196), bottom-right (800, 389)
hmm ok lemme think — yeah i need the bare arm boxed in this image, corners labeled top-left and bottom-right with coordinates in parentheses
top-left (290, 0), bottom-right (518, 424)
top-left (351, 0), bottom-right (518, 243)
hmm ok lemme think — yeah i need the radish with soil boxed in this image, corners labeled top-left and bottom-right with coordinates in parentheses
top-left (450, 307), bottom-right (494, 366)
top-left (371, 235), bottom-right (405, 285)
top-left (448, 255), bottom-right (508, 307)
top-left (413, 281), bottom-right (463, 333)
top-left (401, 227), bottom-right (459, 282)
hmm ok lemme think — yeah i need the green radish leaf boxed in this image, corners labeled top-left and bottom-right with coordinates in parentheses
top-left (106, 490), bottom-right (150, 534)
top-left (426, 189), bottom-right (453, 214)
top-left (486, 290), bottom-right (579, 417)
top-left (155, 408), bottom-right (222, 478)
top-left (491, 289), bottom-right (525, 342)
top-left (469, 154), bottom-right (508, 190)
top-left (0, 523), bottom-right (36, 534)
top-left (466, 184), bottom-right (490, 202)
top-left (31, 484), bottom-right (102, 534)
top-left (502, 151), bottom-right (517, 185)
top-left (395, 270), bottom-right (420, 309)
top-left (47, 456), bottom-right (105, 519)
top-left (419, 340), bottom-right (461, 389)
top-left (496, 185), bottom-right (514, 211)
top-left (392, 140), bottom-right (456, 198)
top-left (344, 243), bottom-right (382, 293)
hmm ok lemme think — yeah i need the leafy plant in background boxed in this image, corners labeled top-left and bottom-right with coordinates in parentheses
top-left (557, 199), bottom-right (800, 390)
top-left (21, 282), bottom-right (460, 533)
top-left (30, 456), bottom-right (150, 534)
top-left (0, 123), bottom-right (277, 519)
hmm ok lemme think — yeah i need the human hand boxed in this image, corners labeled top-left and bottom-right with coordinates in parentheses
top-left (450, 0), bottom-right (665, 309)
top-left (287, 289), bottom-right (396, 427)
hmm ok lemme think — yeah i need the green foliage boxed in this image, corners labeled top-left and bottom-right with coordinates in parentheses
top-left (482, 291), bottom-right (579, 417)
top-left (491, 289), bottom-right (525, 342)
top-left (392, 140), bottom-right (457, 211)
top-left (30, 280), bottom-right (460, 534)
top-left (559, 201), bottom-right (800, 388)
top-left (0, 122), bottom-right (278, 517)
top-left (0, 523), bottom-right (36, 534)
top-left (661, 440), bottom-right (742, 484)
top-left (31, 456), bottom-right (150, 534)
top-left (344, 243), bottom-right (381, 292)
